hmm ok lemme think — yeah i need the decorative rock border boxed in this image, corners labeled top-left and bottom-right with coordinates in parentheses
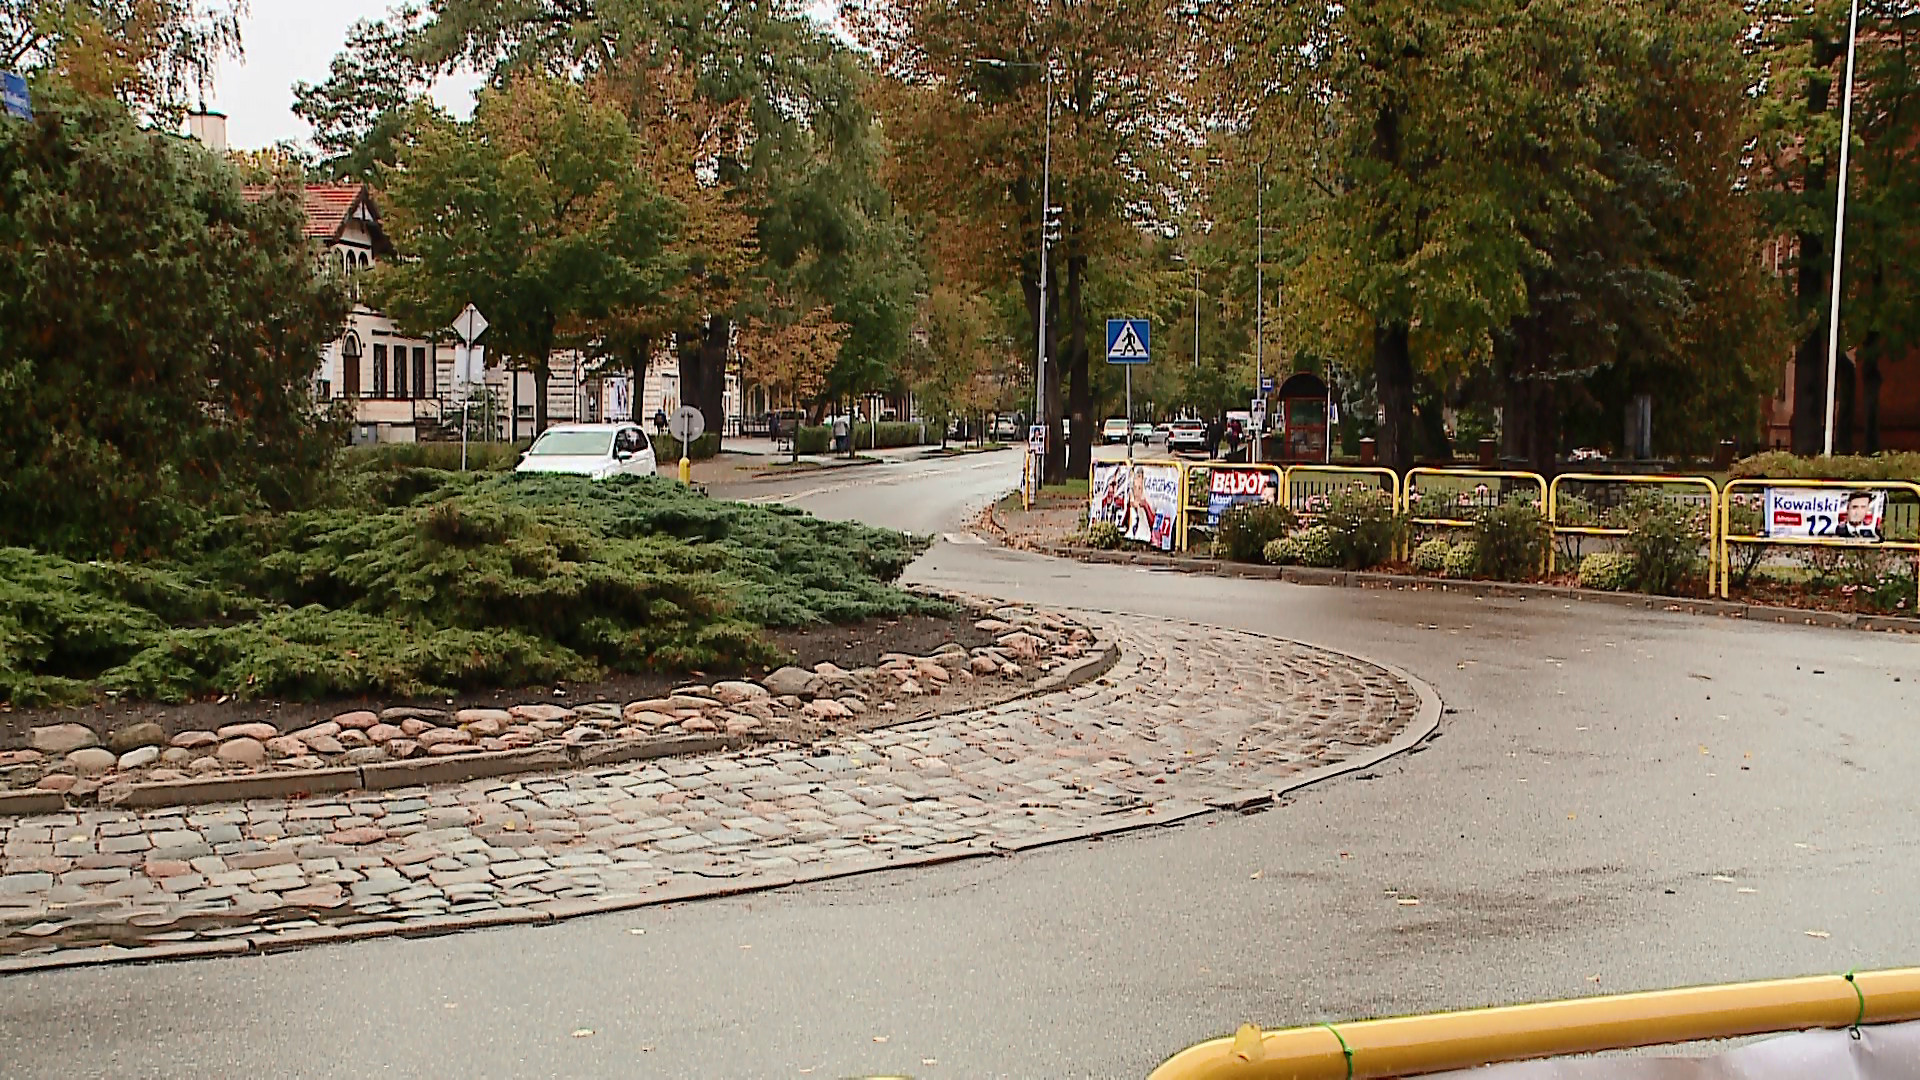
top-left (0, 606), bottom-right (1114, 812)
top-left (0, 611), bottom-right (1437, 971)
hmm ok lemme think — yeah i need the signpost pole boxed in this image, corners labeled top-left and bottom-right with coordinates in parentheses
top-left (1126, 365), bottom-right (1134, 463)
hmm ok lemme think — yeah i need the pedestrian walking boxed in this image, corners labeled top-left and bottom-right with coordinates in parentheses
top-left (653, 408), bottom-right (668, 435)
top-left (833, 415), bottom-right (851, 454)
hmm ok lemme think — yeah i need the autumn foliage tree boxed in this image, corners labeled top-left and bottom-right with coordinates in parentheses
top-left (0, 86), bottom-right (347, 558)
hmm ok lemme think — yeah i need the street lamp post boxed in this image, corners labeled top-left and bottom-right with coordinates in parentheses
top-left (1823, 0), bottom-right (1863, 457)
top-left (1253, 163), bottom-right (1264, 465)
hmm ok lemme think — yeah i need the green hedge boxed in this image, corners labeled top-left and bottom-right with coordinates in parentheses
top-left (797, 421), bottom-right (936, 453)
top-left (342, 441), bottom-right (529, 472)
top-left (1731, 451), bottom-right (1920, 482)
top-left (653, 433), bottom-right (721, 461)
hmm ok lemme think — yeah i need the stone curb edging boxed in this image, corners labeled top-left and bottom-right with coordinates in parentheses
top-left (0, 621), bottom-right (1433, 976)
top-left (1035, 543), bottom-right (1918, 635)
top-left (0, 643), bottom-right (1121, 817)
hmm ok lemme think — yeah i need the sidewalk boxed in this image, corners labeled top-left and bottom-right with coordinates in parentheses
top-left (675, 438), bottom-right (960, 485)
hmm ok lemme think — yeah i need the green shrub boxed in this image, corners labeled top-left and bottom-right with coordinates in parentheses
top-left (342, 441), bottom-right (528, 473)
top-left (1442, 541), bottom-right (1478, 579)
top-left (1320, 488), bottom-right (1404, 570)
top-left (1578, 552), bottom-right (1636, 591)
top-left (1471, 500), bottom-right (1549, 581)
top-left (0, 474), bottom-right (942, 705)
top-left (1217, 503), bottom-right (1297, 563)
top-left (1086, 521), bottom-right (1123, 550)
top-left (1293, 526), bottom-right (1342, 569)
top-left (1263, 536), bottom-right (1301, 565)
top-left (1724, 500), bottom-right (1767, 587)
top-left (1621, 491), bottom-right (1707, 596)
top-left (1411, 537), bottom-right (1452, 573)
top-left (1731, 451), bottom-right (1920, 483)
top-left (796, 422), bottom-right (935, 453)
top-left (652, 432), bottom-right (721, 461)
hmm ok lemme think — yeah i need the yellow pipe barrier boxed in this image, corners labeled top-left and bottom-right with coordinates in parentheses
top-left (1149, 967), bottom-right (1920, 1080)
top-left (1547, 472), bottom-right (1720, 595)
top-left (1403, 468), bottom-right (1547, 529)
top-left (1719, 478), bottom-right (1920, 605)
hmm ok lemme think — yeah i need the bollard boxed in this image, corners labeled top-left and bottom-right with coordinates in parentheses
top-left (1358, 438), bottom-right (1376, 466)
top-left (1714, 438), bottom-right (1737, 471)
top-left (1478, 437), bottom-right (1498, 469)
top-left (678, 455), bottom-right (691, 485)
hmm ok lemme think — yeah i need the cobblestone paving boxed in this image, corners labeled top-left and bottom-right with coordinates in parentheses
top-left (0, 615), bottom-right (1421, 961)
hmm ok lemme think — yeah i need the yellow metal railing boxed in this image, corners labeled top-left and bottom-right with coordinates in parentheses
top-left (1403, 468), bottom-right (1547, 529)
top-left (1548, 472), bottom-right (1720, 595)
top-left (1719, 478), bottom-right (1920, 606)
top-left (1285, 465), bottom-right (1402, 518)
top-left (1149, 967), bottom-right (1920, 1080)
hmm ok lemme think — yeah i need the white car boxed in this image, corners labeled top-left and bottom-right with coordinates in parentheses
top-left (515, 423), bottom-right (658, 479)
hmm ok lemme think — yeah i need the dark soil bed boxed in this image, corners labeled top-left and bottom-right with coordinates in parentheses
top-left (0, 610), bottom-right (1000, 751)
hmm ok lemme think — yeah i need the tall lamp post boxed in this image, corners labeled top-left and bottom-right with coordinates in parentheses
top-left (1823, 0), bottom-right (1864, 457)
top-left (1253, 163), bottom-right (1265, 465)
top-left (973, 56), bottom-right (1054, 462)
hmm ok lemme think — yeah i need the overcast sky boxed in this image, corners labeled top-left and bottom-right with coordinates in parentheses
top-left (207, 0), bottom-right (481, 150)
top-left (207, 1), bottom-right (841, 151)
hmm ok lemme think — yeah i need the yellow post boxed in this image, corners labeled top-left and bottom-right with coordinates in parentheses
top-left (678, 454), bottom-right (691, 485)
top-left (1149, 968), bottom-right (1920, 1080)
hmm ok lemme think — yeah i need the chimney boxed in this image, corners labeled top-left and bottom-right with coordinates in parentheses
top-left (186, 109), bottom-right (228, 152)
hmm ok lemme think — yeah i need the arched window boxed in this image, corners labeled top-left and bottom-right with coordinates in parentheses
top-left (341, 334), bottom-right (362, 399)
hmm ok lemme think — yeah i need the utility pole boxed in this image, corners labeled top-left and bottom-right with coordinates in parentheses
top-left (1037, 73), bottom-right (1055, 467)
top-left (1823, 0), bottom-right (1863, 457)
top-left (1253, 164), bottom-right (1264, 465)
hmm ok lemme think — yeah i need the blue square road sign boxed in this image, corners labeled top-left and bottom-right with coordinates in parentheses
top-left (1106, 318), bottom-right (1150, 365)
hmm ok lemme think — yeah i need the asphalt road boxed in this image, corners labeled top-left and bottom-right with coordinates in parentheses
top-left (5, 453), bottom-right (1918, 1079)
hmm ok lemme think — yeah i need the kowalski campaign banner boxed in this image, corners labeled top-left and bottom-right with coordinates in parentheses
top-left (1091, 461), bottom-right (1182, 552)
top-left (1765, 487), bottom-right (1887, 543)
top-left (1427, 1020), bottom-right (1920, 1079)
top-left (1205, 465), bottom-right (1283, 527)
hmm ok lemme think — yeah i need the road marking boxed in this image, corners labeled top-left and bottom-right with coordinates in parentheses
top-left (942, 532), bottom-right (987, 545)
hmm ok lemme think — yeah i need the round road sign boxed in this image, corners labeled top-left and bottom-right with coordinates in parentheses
top-left (669, 405), bottom-right (706, 444)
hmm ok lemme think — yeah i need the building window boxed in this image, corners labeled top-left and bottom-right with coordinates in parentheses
top-left (372, 344), bottom-right (388, 398)
top-left (342, 335), bottom-right (361, 398)
top-left (413, 347), bottom-right (428, 399)
top-left (394, 345), bottom-right (408, 399)
top-left (316, 379), bottom-right (331, 402)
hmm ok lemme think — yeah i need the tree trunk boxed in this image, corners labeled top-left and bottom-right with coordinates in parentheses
top-left (1790, 60), bottom-right (1836, 455)
top-left (1414, 377), bottom-right (1451, 462)
top-left (1862, 331), bottom-right (1884, 453)
top-left (677, 317), bottom-right (730, 452)
top-left (1065, 252), bottom-right (1092, 481)
top-left (533, 316), bottom-right (554, 436)
top-left (1833, 352), bottom-right (1856, 455)
top-left (1374, 319), bottom-right (1416, 473)
top-left (628, 334), bottom-right (651, 423)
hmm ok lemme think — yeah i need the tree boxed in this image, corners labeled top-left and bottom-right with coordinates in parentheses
top-left (292, 6), bottom-right (433, 182)
top-left (0, 87), bottom-right (347, 558)
top-left (2, 0), bottom-right (244, 125)
top-left (412, 0), bottom-right (904, 451)
top-left (853, 0), bottom-right (1194, 482)
top-left (373, 74), bottom-right (679, 435)
top-left (738, 293), bottom-right (846, 459)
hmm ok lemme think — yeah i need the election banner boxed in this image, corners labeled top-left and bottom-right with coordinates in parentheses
top-left (1202, 465), bottom-right (1283, 527)
top-left (1764, 487), bottom-right (1886, 543)
top-left (1091, 461), bottom-right (1181, 552)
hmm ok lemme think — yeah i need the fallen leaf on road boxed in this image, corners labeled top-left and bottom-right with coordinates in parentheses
top-left (1397, 898), bottom-right (1421, 906)
top-left (1738, 888), bottom-right (1758, 894)
top-left (1699, 746), bottom-right (1710, 755)
top-left (640, 1045), bottom-right (653, 1052)
top-left (1588, 975), bottom-right (1601, 983)
top-left (572, 1029), bottom-right (594, 1038)
top-left (873, 1035), bottom-right (889, 1043)
top-left (1805, 930), bottom-right (1831, 939)
top-left (1249, 871), bottom-right (1263, 880)
top-left (739, 944), bottom-right (752, 950)
top-left (1712, 875), bottom-right (1735, 883)
top-left (1795, 843), bottom-right (1811, 849)
top-left (627, 928), bottom-right (646, 935)
top-left (923, 1059), bottom-right (939, 1066)
top-left (443, 1003), bottom-right (458, 1010)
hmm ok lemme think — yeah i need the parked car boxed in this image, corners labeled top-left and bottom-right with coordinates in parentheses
top-left (1102, 417), bottom-right (1132, 444)
top-left (1168, 420), bottom-right (1209, 456)
top-left (992, 416), bottom-right (1020, 441)
top-left (1131, 422), bottom-right (1155, 444)
top-left (515, 423), bottom-right (658, 479)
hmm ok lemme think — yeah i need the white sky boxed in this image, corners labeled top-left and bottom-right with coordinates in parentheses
top-left (207, 0), bottom-right (842, 150)
top-left (207, 0), bottom-right (482, 150)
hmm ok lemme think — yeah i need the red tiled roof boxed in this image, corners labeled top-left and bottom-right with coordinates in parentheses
top-left (240, 184), bottom-right (370, 240)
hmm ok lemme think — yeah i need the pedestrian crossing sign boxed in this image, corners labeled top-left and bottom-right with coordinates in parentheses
top-left (1106, 319), bottom-right (1150, 364)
